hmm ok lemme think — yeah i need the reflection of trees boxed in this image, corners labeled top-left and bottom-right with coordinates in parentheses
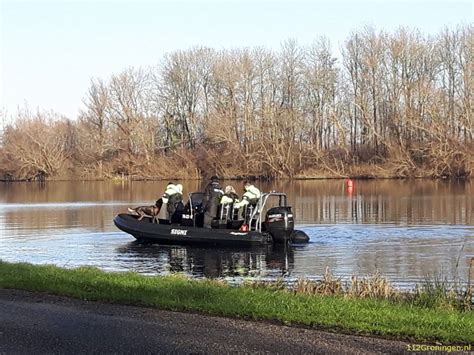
top-left (0, 180), bottom-right (201, 233)
top-left (115, 243), bottom-right (295, 278)
top-left (0, 180), bottom-right (471, 234)
top-left (261, 179), bottom-right (472, 225)
top-left (0, 180), bottom-right (201, 205)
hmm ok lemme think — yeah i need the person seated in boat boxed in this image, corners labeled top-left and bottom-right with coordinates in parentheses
top-left (157, 182), bottom-right (183, 223)
top-left (202, 175), bottom-right (224, 228)
top-left (219, 185), bottom-right (240, 221)
top-left (233, 181), bottom-right (261, 220)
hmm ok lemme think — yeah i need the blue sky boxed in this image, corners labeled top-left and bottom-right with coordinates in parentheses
top-left (1, 1), bottom-right (472, 119)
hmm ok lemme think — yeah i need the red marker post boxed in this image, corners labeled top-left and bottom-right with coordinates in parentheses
top-left (346, 179), bottom-right (354, 194)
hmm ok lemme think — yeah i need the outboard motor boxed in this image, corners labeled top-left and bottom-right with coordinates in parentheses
top-left (264, 206), bottom-right (294, 243)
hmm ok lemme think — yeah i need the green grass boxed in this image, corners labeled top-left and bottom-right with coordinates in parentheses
top-left (0, 261), bottom-right (473, 344)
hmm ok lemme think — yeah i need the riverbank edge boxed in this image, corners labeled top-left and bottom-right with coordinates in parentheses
top-left (0, 261), bottom-right (472, 344)
top-left (1, 175), bottom-right (472, 182)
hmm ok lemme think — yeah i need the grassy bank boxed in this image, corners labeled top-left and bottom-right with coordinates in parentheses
top-left (0, 261), bottom-right (472, 344)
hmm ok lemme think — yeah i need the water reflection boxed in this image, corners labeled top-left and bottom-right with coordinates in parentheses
top-left (285, 179), bottom-right (472, 225)
top-left (115, 242), bottom-right (294, 279)
top-left (0, 180), bottom-right (471, 226)
top-left (0, 180), bottom-right (472, 287)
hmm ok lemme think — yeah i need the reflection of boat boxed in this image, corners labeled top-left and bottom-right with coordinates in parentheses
top-left (114, 192), bottom-right (309, 246)
top-left (116, 242), bottom-right (295, 278)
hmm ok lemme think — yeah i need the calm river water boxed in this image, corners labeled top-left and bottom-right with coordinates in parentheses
top-left (0, 180), bottom-right (472, 288)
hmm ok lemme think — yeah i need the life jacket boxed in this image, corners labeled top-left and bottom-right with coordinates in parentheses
top-left (162, 184), bottom-right (183, 204)
top-left (234, 185), bottom-right (261, 208)
top-left (243, 184), bottom-right (261, 201)
top-left (220, 192), bottom-right (239, 205)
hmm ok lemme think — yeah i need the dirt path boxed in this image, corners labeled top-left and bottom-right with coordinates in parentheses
top-left (0, 288), bottom-right (412, 354)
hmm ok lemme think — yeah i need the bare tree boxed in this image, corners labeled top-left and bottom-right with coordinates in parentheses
top-left (3, 110), bottom-right (75, 179)
top-left (1, 25), bottom-right (471, 180)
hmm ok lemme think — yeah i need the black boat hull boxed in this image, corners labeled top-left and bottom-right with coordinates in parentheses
top-left (114, 214), bottom-right (271, 246)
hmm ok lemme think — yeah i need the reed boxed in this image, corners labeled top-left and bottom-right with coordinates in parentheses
top-left (289, 268), bottom-right (471, 312)
top-left (294, 267), bottom-right (345, 296)
top-left (347, 271), bottom-right (397, 300)
top-left (410, 275), bottom-right (473, 312)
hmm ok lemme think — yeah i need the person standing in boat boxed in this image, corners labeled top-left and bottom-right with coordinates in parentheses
top-left (233, 181), bottom-right (261, 220)
top-left (219, 185), bottom-right (240, 220)
top-left (168, 183), bottom-right (184, 223)
top-left (157, 182), bottom-right (183, 223)
top-left (155, 182), bottom-right (173, 208)
top-left (202, 175), bottom-right (224, 228)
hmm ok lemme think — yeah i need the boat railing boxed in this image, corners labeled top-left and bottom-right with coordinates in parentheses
top-left (185, 191), bottom-right (287, 231)
top-left (250, 192), bottom-right (288, 232)
top-left (219, 203), bottom-right (231, 221)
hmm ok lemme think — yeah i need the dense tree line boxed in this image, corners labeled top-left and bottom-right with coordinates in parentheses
top-left (1, 25), bottom-right (472, 180)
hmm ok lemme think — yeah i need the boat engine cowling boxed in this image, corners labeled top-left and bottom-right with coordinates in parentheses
top-left (264, 206), bottom-right (294, 243)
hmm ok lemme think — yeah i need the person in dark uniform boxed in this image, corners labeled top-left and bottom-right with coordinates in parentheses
top-left (202, 175), bottom-right (223, 228)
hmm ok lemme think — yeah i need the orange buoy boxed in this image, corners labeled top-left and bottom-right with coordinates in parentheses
top-left (346, 179), bottom-right (353, 188)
